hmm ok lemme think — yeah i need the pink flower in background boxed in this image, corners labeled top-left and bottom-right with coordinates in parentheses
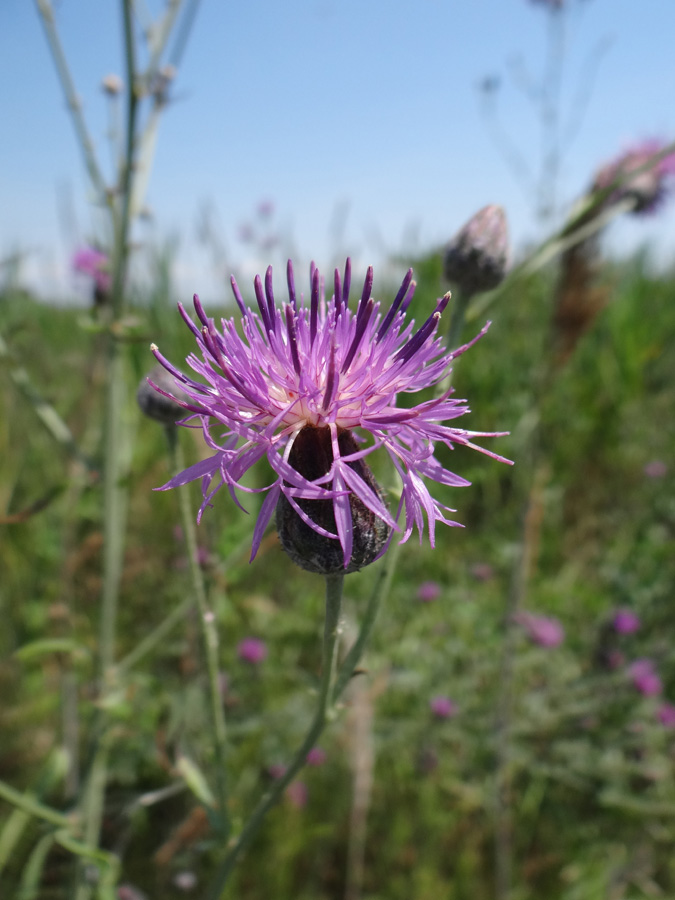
top-left (629, 659), bottom-right (662, 696)
top-left (257, 199), bottom-right (275, 218)
top-left (470, 562), bottom-right (494, 582)
top-left (644, 460), bottom-right (667, 478)
top-left (430, 696), bottom-right (458, 719)
top-left (152, 259), bottom-right (510, 571)
top-left (267, 763), bottom-right (286, 780)
top-left (237, 637), bottom-right (268, 665)
top-left (285, 780), bottom-right (308, 809)
top-left (514, 611), bottom-right (564, 648)
top-left (306, 747), bottom-right (326, 766)
top-left (592, 139), bottom-right (675, 215)
top-left (417, 581), bottom-right (441, 603)
top-left (72, 246), bottom-right (111, 293)
top-left (657, 703), bottom-right (675, 728)
top-left (612, 608), bottom-right (640, 635)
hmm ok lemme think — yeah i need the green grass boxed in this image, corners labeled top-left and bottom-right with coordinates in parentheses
top-left (1, 250), bottom-right (674, 899)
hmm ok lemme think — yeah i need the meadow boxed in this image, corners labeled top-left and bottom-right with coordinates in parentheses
top-left (2, 242), bottom-right (675, 898)
top-left (3, 1), bottom-right (675, 897)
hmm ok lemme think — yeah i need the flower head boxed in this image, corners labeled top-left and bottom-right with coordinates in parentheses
top-left (417, 580), bottom-right (442, 603)
top-left (237, 637), bottom-right (268, 665)
top-left (150, 260), bottom-right (510, 571)
top-left (629, 658), bottom-right (662, 696)
top-left (305, 747), bottom-right (326, 766)
top-left (657, 703), bottom-right (675, 728)
top-left (514, 611), bottom-right (564, 648)
top-left (612, 608), bottom-right (640, 635)
top-left (592, 140), bottom-right (675, 215)
top-left (430, 696), bottom-right (458, 719)
top-left (644, 460), bottom-right (667, 479)
top-left (72, 246), bottom-right (111, 293)
top-left (443, 205), bottom-right (509, 296)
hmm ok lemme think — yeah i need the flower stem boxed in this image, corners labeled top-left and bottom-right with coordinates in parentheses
top-left (205, 573), bottom-right (345, 899)
top-left (34, 0), bottom-right (108, 203)
top-left (165, 426), bottom-right (229, 833)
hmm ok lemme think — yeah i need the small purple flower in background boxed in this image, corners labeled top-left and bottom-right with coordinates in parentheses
top-left (629, 659), bottom-right (662, 696)
top-left (285, 780), bottom-right (308, 809)
top-left (306, 747), bottom-right (326, 766)
top-left (72, 246), bottom-right (111, 293)
top-left (151, 259), bottom-right (510, 573)
top-left (173, 871), bottom-right (198, 892)
top-left (657, 703), bottom-right (675, 728)
top-left (514, 611), bottom-right (564, 648)
top-left (267, 763), bottom-right (286, 780)
top-left (612, 608), bottom-right (640, 635)
top-left (592, 139), bottom-right (675, 215)
top-left (470, 562), bottom-right (494, 582)
top-left (430, 696), bottom-right (458, 719)
top-left (644, 460), bottom-right (668, 479)
top-left (237, 637), bottom-right (268, 665)
top-left (257, 199), bottom-right (275, 218)
top-left (417, 580), bottom-right (441, 603)
top-left (117, 886), bottom-right (148, 900)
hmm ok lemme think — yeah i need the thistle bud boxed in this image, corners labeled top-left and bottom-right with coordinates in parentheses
top-left (591, 141), bottom-right (675, 215)
top-left (443, 205), bottom-right (509, 296)
top-left (137, 364), bottom-right (189, 426)
top-left (275, 426), bottom-right (391, 574)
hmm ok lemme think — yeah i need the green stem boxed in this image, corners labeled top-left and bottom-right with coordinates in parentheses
top-left (205, 573), bottom-right (345, 899)
top-left (0, 780), bottom-right (72, 829)
top-left (332, 543), bottom-right (399, 703)
top-left (166, 427), bottom-right (229, 832)
top-left (76, 6), bottom-right (139, 895)
top-left (115, 594), bottom-right (193, 674)
top-left (34, 0), bottom-right (108, 203)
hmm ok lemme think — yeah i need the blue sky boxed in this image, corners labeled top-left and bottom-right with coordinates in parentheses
top-left (2, 0), bottom-right (675, 301)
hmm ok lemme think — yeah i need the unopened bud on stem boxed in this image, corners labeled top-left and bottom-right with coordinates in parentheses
top-left (443, 204), bottom-right (509, 296)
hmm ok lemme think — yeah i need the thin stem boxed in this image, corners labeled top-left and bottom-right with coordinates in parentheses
top-left (34, 0), bottom-right (108, 203)
top-left (205, 573), bottom-right (345, 899)
top-left (115, 594), bottom-right (193, 674)
top-left (333, 544), bottom-right (399, 703)
top-left (73, 745), bottom-right (110, 900)
top-left (76, 6), bottom-right (139, 895)
top-left (166, 427), bottom-right (229, 832)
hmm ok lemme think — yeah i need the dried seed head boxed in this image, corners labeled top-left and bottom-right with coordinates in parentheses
top-left (137, 364), bottom-right (189, 426)
top-left (443, 204), bottom-right (509, 296)
top-left (275, 426), bottom-right (391, 574)
top-left (101, 74), bottom-right (123, 95)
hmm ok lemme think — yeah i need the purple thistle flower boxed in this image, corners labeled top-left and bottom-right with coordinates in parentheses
top-left (150, 260), bottom-right (511, 571)
top-left (237, 637), bottom-right (268, 665)
top-left (417, 580), bottom-right (442, 603)
top-left (629, 658), bottom-right (662, 696)
top-left (612, 608), bottom-right (640, 635)
top-left (430, 695), bottom-right (458, 719)
top-left (657, 703), bottom-right (675, 728)
top-left (514, 611), bottom-right (565, 648)
top-left (592, 139), bottom-right (675, 215)
top-left (72, 246), bottom-right (112, 293)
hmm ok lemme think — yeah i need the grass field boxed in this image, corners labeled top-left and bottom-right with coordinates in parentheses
top-left (1, 248), bottom-right (675, 899)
